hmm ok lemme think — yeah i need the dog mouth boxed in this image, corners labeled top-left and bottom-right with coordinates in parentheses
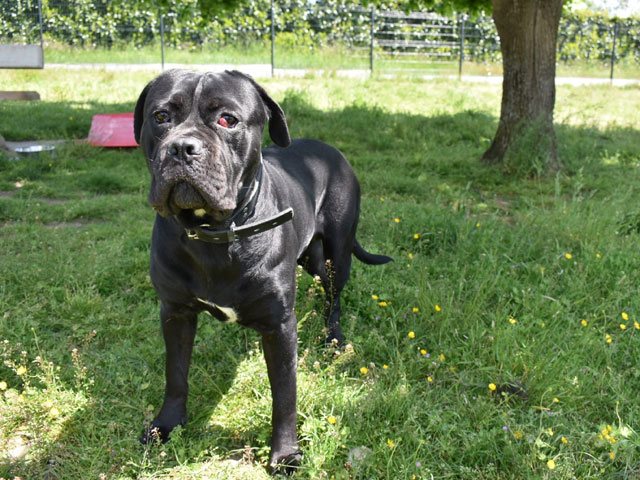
top-left (164, 181), bottom-right (234, 226)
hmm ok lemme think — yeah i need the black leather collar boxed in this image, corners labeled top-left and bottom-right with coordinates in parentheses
top-left (184, 163), bottom-right (294, 244)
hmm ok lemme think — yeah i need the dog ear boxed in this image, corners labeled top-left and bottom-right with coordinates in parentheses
top-left (259, 85), bottom-right (291, 148)
top-left (133, 80), bottom-right (153, 145)
top-left (231, 71), bottom-right (291, 148)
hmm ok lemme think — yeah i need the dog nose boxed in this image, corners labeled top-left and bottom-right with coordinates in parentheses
top-left (167, 137), bottom-right (203, 163)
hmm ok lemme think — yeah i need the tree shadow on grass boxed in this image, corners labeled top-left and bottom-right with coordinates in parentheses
top-left (2, 90), bottom-right (640, 478)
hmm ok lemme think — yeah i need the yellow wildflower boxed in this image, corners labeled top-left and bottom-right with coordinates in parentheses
top-left (327, 416), bottom-right (337, 425)
top-left (387, 439), bottom-right (395, 448)
top-left (548, 428), bottom-right (554, 436)
top-left (561, 436), bottom-right (568, 444)
top-left (513, 430), bottom-right (524, 439)
top-left (408, 331), bottom-right (416, 339)
top-left (509, 317), bottom-right (517, 325)
top-left (413, 307), bottom-right (419, 313)
top-left (581, 319), bottom-right (588, 327)
top-left (378, 301), bottom-right (388, 307)
top-left (635, 321), bottom-right (640, 330)
top-left (606, 334), bottom-right (612, 343)
top-left (620, 324), bottom-right (627, 330)
top-left (489, 383), bottom-right (497, 391)
top-left (371, 295), bottom-right (379, 300)
top-left (413, 234), bottom-right (420, 239)
top-left (609, 451), bottom-right (615, 460)
top-left (622, 312), bottom-right (629, 321)
top-left (553, 398), bottom-right (559, 403)
top-left (383, 364), bottom-right (389, 370)
top-left (420, 349), bottom-right (427, 355)
top-left (394, 218), bottom-right (400, 223)
top-left (360, 366), bottom-right (368, 375)
top-left (16, 366), bottom-right (27, 376)
top-left (547, 459), bottom-right (556, 470)
top-left (565, 253), bottom-right (572, 259)
top-left (435, 304), bottom-right (441, 312)
top-left (439, 354), bottom-right (446, 362)
top-left (0, 381), bottom-right (7, 391)
top-left (427, 376), bottom-right (433, 383)
top-left (596, 253), bottom-right (602, 258)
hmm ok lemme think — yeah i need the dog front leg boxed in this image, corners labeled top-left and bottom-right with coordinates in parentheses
top-left (142, 305), bottom-right (198, 444)
top-left (262, 315), bottom-right (302, 474)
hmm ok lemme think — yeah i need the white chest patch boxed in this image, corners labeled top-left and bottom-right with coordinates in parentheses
top-left (196, 297), bottom-right (238, 323)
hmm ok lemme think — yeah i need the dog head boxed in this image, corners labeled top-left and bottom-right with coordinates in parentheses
top-left (134, 69), bottom-right (290, 225)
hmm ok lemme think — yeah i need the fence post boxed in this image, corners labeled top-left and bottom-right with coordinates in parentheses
top-left (37, 0), bottom-right (44, 50)
top-left (160, 14), bottom-right (165, 71)
top-left (458, 13), bottom-right (465, 79)
top-left (370, 6), bottom-right (375, 75)
top-left (271, 0), bottom-right (275, 77)
top-left (610, 20), bottom-right (617, 84)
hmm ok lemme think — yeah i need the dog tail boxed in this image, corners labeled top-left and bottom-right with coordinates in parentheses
top-left (353, 240), bottom-right (393, 265)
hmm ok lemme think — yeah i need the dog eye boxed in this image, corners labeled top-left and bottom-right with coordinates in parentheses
top-left (154, 111), bottom-right (171, 124)
top-left (218, 114), bottom-right (238, 128)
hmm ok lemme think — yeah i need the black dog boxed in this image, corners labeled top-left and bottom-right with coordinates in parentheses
top-left (133, 69), bottom-right (391, 473)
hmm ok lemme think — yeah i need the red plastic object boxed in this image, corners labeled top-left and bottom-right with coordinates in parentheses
top-left (88, 113), bottom-right (138, 147)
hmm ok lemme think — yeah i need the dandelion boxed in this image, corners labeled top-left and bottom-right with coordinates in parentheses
top-left (622, 312), bottom-right (629, 321)
top-left (509, 317), bottom-right (517, 325)
top-left (420, 349), bottom-right (427, 356)
top-left (620, 324), bottom-right (627, 330)
top-left (412, 307), bottom-right (419, 313)
top-left (565, 253), bottom-right (572, 260)
top-left (387, 439), bottom-right (395, 449)
top-left (547, 459), bottom-right (556, 470)
top-left (394, 218), bottom-right (400, 223)
top-left (360, 366), bottom-right (368, 375)
top-left (435, 304), bottom-right (441, 312)
top-left (489, 383), bottom-right (497, 391)
top-left (327, 416), bottom-right (337, 425)
top-left (16, 366), bottom-right (27, 376)
top-left (0, 381), bottom-right (7, 391)
top-left (581, 319), bottom-right (588, 327)
top-left (408, 331), bottom-right (416, 339)
top-left (414, 234), bottom-right (420, 239)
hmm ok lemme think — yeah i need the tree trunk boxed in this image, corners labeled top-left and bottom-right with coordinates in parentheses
top-left (483, 0), bottom-right (564, 172)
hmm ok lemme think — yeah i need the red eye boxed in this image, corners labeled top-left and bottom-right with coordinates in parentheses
top-left (218, 114), bottom-right (237, 128)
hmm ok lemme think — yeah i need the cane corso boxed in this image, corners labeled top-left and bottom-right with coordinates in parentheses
top-left (133, 69), bottom-right (392, 473)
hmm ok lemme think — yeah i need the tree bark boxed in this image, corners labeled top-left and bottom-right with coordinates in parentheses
top-left (483, 0), bottom-right (564, 171)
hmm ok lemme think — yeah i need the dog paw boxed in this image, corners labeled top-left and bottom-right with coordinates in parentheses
top-left (268, 450), bottom-right (302, 476)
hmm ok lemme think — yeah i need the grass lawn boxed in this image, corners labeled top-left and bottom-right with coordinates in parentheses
top-left (41, 42), bottom-right (640, 79)
top-left (1, 68), bottom-right (640, 479)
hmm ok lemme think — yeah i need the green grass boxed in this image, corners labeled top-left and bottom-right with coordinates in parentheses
top-left (40, 41), bottom-right (640, 79)
top-left (1, 68), bottom-right (640, 479)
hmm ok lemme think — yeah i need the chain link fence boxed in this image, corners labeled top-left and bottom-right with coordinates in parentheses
top-left (1, 0), bottom-right (638, 79)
